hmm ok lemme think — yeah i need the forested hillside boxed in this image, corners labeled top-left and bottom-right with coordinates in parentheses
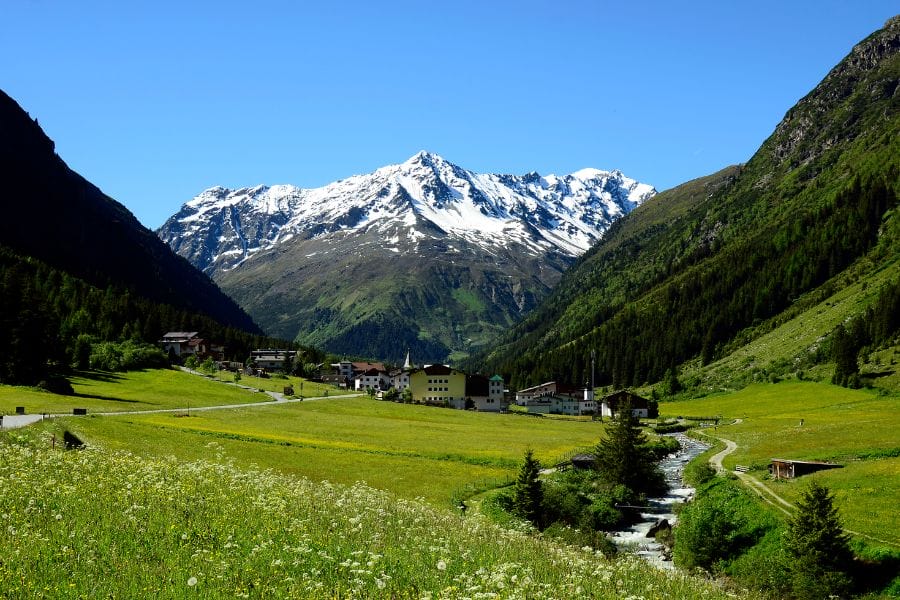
top-left (479, 16), bottom-right (900, 391)
top-left (0, 89), bottom-right (307, 386)
top-left (0, 246), bottom-right (318, 386)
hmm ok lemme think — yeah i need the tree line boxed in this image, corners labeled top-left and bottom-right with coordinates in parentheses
top-left (489, 174), bottom-right (899, 391)
top-left (0, 244), bottom-right (324, 387)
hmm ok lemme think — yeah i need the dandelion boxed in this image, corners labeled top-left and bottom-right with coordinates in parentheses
top-left (187, 576), bottom-right (198, 587)
top-left (437, 559), bottom-right (447, 571)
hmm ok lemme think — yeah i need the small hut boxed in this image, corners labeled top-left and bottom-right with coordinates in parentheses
top-left (769, 458), bottom-right (843, 479)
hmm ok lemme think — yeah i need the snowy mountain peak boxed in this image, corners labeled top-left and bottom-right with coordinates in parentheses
top-left (158, 155), bottom-right (656, 274)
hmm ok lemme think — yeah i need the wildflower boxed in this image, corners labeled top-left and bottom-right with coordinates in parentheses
top-left (187, 576), bottom-right (198, 587)
top-left (437, 560), bottom-right (447, 571)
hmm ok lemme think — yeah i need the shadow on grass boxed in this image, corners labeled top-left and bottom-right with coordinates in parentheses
top-left (70, 370), bottom-right (127, 383)
top-left (71, 392), bottom-right (145, 404)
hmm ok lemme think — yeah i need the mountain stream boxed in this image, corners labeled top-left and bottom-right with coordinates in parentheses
top-left (607, 433), bottom-right (710, 569)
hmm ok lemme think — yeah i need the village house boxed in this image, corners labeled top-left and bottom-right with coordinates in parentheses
top-left (464, 374), bottom-right (506, 412)
top-left (515, 381), bottom-right (597, 416)
top-left (390, 369), bottom-right (410, 391)
top-left (515, 381), bottom-right (559, 405)
top-left (251, 349), bottom-right (297, 371)
top-left (353, 367), bottom-right (389, 391)
top-left (599, 390), bottom-right (656, 419)
top-left (409, 364), bottom-right (467, 408)
top-left (159, 332), bottom-right (224, 361)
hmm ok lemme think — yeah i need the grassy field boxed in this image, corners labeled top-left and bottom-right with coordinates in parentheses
top-left (0, 430), bottom-right (761, 599)
top-left (51, 397), bottom-right (605, 506)
top-left (661, 381), bottom-right (900, 547)
top-left (0, 369), bottom-right (272, 416)
top-left (208, 370), bottom-right (340, 398)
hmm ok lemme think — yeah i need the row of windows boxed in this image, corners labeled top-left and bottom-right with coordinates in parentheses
top-left (428, 387), bottom-right (449, 392)
top-left (427, 378), bottom-right (451, 384)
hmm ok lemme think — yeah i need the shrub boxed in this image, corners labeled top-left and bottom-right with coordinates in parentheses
top-left (89, 340), bottom-right (168, 372)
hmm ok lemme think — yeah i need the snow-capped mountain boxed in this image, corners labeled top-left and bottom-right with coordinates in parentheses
top-left (157, 152), bottom-right (655, 361)
top-left (159, 151), bottom-right (655, 274)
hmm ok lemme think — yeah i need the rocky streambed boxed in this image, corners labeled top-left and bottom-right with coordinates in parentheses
top-left (608, 433), bottom-right (710, 569)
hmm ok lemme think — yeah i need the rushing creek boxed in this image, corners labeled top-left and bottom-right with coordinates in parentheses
top-left (607, 433), bottom-right (710, 569)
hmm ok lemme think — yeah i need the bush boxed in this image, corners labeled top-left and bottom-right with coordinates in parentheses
top-left (673, 478), bottom-right (779, 573)
top-left (90, 340), bottom-right (168, 372)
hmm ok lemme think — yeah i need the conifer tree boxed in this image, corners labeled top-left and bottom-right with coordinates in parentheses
top-left (784, 482), bottom-right (854, 600)
top-left (594, 400), bottom-right (665, 496)
top-left (513, 448), bottom-right (543, 526)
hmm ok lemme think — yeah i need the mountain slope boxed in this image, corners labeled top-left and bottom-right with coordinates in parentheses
top-left (480, 15), bottom-right (900, 391)
top-left (159, 153), bottom-right (655, 361)
top-left (0, 89), bottom-right (260, 334)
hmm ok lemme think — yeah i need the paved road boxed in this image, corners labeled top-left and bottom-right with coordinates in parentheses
top-left (0, 369), bottom-right (361, 430)
top-left (0, 414), bottom-right (47, 430)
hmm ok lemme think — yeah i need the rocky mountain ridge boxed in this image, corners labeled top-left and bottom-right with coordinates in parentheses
top-left (158, 153), bottom-right (655, 360)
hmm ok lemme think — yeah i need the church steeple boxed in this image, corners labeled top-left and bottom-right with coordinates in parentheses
top-left (403, 349), bottom-right (411, 370)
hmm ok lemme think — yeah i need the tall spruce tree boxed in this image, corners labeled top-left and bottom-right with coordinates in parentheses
top-left (513, 448), bottom-right (544, 526)
top-left (831, 323), bottom-right (861, 387)
top-left (784, 482), bottom-right (854, 600)
top-left (594, 400), bottom-right (666, 496)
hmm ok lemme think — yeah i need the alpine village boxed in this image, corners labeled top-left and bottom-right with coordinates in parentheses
top-left (1, 11), bottom-right (900, 600)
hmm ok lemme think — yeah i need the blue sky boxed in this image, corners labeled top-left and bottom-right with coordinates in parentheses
top-left (3, 1), bottom-right (897, 228)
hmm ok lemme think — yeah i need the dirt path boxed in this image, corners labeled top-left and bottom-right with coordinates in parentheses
top-left (699, 422), bottom-right (796, 517)
top-left (698, 423), bottom-right (899, 547)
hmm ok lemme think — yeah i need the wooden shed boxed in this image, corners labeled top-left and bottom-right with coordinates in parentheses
top-left (769, 458), bottom-right (843, 479)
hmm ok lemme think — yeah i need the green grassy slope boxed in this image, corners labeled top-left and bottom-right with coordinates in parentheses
top-left (53, 394), bottom-right (604, 505)
top-left (0, 428), bottom-right (761, 599)
top-left (0, 369), bottom-right (270, 415)
top-left (660, 382), bottom-right (900, 547)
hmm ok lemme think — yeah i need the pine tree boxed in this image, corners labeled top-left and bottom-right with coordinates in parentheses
top-left (594, 400), bottom-right (666, 496)
top-left (831, 324), bottom-right (860, 387)
top-left (513, 448), bottom-right (543, 526)
top-left (784, 482), bottom-right (854, 600)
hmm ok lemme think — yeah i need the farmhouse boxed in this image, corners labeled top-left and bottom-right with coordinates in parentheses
top-left (159, 331), bottom-right (224, 360)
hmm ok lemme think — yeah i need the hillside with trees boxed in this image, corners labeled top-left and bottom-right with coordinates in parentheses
top-left (477, 16), bottom-right (900, 393)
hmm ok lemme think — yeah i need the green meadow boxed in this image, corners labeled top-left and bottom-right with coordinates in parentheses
top-left (0, 368), bottom-right (272, 416)
top-left (208, 370), bottom-right (338, 398)
top-left (0, 430), bottom-right (760, 599)
top-left (51, 394), bottom-right (605, 505)
top-left (660, 381), bottom-right (900, 547)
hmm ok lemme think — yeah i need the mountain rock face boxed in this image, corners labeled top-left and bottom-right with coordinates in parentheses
top-left (158, 153), bottom-right (655, 361)
top-left (0, 89), bottom-right (259, 333)
top-left (480, 15), bottom-right (900, 391)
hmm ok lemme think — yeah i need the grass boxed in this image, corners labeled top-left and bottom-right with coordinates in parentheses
top-left (0, 369), bottom-right (271, 416)
top-left (207, 370), bottom-right (344, 398)
top-left (660, 381), bottom-right (900, 547)
top-left (54, 396), bottom-right (605, 506)
top-left (0, 429), bottom-right (762, 599)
